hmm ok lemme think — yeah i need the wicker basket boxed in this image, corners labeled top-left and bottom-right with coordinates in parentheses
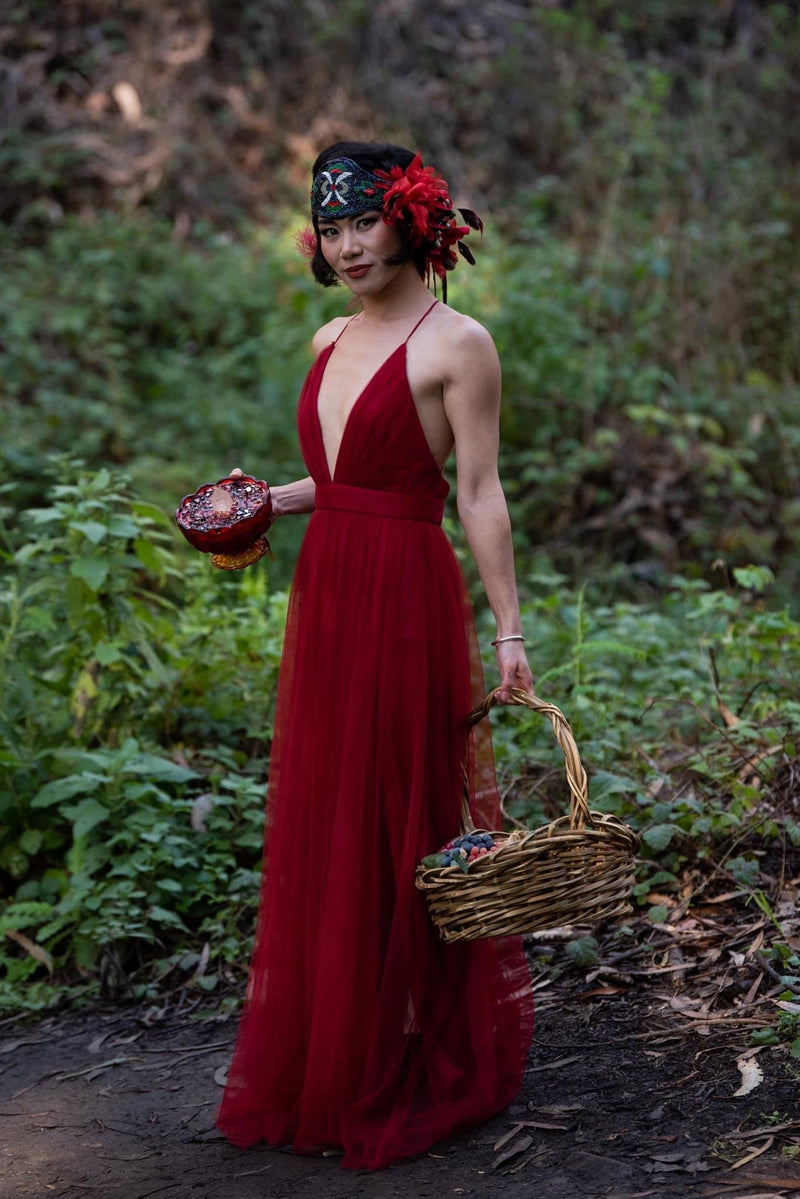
top-left (415, 687), bottom-right (640, 942)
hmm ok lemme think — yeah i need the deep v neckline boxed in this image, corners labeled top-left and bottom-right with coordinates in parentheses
top-left (315, 300), bottom-right (439, 481)
top-left (316, 341), bottom-right (405, 481)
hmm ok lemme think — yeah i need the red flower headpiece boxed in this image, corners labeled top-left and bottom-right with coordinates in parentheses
top-left (375, 154), bottom-right (482, 283)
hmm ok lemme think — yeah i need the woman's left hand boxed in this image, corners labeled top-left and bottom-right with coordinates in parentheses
top-left (495, 642), bottom-right (534, 704)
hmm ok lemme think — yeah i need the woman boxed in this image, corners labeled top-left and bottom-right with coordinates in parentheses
top-left (217, 141), bottom-right (535, 1170)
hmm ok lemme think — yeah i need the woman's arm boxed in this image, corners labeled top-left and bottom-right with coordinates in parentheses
top-left (442, 321), bottom-right (533, 702)
top-left (270, 476), bottom-right (316, 516)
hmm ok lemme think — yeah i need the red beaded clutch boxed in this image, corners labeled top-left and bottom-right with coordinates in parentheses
top-left (175, 475), bottom-right (273, 570)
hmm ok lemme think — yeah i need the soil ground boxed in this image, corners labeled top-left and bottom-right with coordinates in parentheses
top-left (3, 912), bottom-right (800, 1199)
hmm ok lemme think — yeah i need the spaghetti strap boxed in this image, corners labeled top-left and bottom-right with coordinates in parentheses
top-left (333, 313), bottom-right (360, 345)
top-left (405, 299), bottom-right (439, 343)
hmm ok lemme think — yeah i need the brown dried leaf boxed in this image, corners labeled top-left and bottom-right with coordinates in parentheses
top-left (493, 1123), bottom-right (523, 1152)
top-left (492, 1134), bottom-right (533, 1170)
top-left (5, 930), bottom-right (53, 974)
top-left (731, 1135), bottom-right (774, 1170)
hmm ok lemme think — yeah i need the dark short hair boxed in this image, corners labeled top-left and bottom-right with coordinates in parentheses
top-left (309, 140), bottom-right (428, 286)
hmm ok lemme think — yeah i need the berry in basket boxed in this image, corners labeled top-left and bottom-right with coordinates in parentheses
top-left (175, 474), bottom-right (273, 570)
top-left (420, 832), bottom-right (499, 873)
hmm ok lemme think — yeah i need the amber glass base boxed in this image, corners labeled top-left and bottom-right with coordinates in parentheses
top-left (211, 536), bottom-right (271, 571)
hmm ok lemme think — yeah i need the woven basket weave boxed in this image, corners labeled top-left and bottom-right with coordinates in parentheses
top-left (415, 688), bottom-right (640, 942)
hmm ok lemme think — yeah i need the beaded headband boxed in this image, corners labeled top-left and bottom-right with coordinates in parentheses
top-left (307, 153), bottom-right (483, 284)
top-left (310, 157), bottom-right (385, 219)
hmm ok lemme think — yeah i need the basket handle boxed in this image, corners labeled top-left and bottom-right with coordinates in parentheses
top-left (462, 687), bottom-right (590, 832)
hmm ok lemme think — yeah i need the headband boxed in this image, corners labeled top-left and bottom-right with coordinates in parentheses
top-left (307, 153), bottom-right (483, 283)
top-left (310, 157), bottom-right (384, 219)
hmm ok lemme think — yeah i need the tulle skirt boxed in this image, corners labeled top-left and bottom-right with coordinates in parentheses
top-left (217, 506), bottom-right (534, 1169)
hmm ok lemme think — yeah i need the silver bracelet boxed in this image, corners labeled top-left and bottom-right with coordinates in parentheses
top-left (491, 634), bottom-right (526, 647)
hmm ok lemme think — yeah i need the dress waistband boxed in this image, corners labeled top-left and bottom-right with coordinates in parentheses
top-left (315, 484), bottom-right (444, 525)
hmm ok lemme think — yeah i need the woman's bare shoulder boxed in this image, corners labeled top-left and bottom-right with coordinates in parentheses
top-left (424, 304), bottom-right (499, 376)
top-left (311, 315), bottom-right (350, 357)
top-left (426, 302), bottom-right (494, 346)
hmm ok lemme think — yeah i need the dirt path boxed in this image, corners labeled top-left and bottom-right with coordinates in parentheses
top-left (3, 918), bottom-right (800, 1199)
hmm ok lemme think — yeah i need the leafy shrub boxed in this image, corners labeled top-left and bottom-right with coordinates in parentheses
top-left (1, 466), bottom-right (797, 1009)
top-left (0, 462), bottom-right (287, 1009)
top-left (482, 565), bottom-right (800, 890)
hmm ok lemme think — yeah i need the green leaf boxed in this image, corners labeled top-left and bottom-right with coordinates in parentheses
top-left (69, 520), bottom-right (108, 544)
top-left (147, 906), bottom-right (186, 929)
top-left (95, 642), bottom-right (123, 666)
top-left (25, 507), bottom-right (61, 525)
top-left (642, 823), bottom-right (679, 851)
top-left (591, 771), bottom-right (636, 794)
top-left (726, 857), bottom-right (760, 886)
top-left (70, 557), bottom-right (109, 591)
top-left (18, 829), bottom-right (44, 855)
top-left (31, 774), bottom-right (105, 808)
top-left (647, 904), bottom-right (669, 924)
top-left (750, 1028), bottom-right (779, 1046)
top-left (107, 515), bottom-right (140, 539)
top-left (65, 798), bottom-right (110, 841)
top-left (131, 501), bottom-right (171, 527)
top-left (0, 901), bottom-right (54, 933)
top-left (0, 846), bottom-right (28, 879)
top-left (125, 754), bottom-right (198, 783)
top-left (733, 565), bottom-right (775, 592)
top-left (566, 936), bottom-right (599, 967)
top-left (133, 538), bottom-right (162, 574)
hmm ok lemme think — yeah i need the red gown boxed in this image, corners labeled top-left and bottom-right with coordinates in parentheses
top-left (217, 302), bottom-right (534, 1170)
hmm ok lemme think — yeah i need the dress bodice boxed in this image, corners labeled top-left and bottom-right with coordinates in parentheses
top-left (296, 308), bottom-right (450, 504)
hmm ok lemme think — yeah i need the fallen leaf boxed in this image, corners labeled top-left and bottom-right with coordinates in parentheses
top-left (186, 942), bottom-right (210, 986)
top-left (494, 1124), bottom-right (523, 1152)
top-left (529, 1103), bottom-right (585, 1116)
top-left (527, 1054), bottom-right (581, 1072)
top-left (4, 930), bottom-right (53, 974)
top-left (0, 1037), bottom-right (47, 1055)
top-left (731, 1135), bottom-right (775, 1170)
top-left (492, 1134), bottom-right (533, 1170)
top-left (733, 1056), bottom-right (764, 1097)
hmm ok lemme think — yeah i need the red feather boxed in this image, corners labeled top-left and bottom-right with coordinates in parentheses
top-left (295, 226), bottom-right (318, 259)
top-left (374, 155), bottom-right (479, 281)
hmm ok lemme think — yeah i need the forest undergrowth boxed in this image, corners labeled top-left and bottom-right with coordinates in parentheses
top-left (1, 2), bottom-right (799, 1062)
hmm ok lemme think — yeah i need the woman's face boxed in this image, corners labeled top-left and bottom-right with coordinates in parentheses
top-left (317, 212), bottom-right (406, 295)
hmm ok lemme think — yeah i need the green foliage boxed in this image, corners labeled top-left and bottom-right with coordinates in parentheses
top-left (457, 219), bottom-right (800, 593)
top-left (0, 462), bottom-right (286, 1009)
top-left (2, 3), bottom-right (800, 1009)
top-left (566, 936), bottom-right (599, 968)
top-left (483, 569), bottom-right (800, 889)
top-left (0, 215), bottom-right (339, 587)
